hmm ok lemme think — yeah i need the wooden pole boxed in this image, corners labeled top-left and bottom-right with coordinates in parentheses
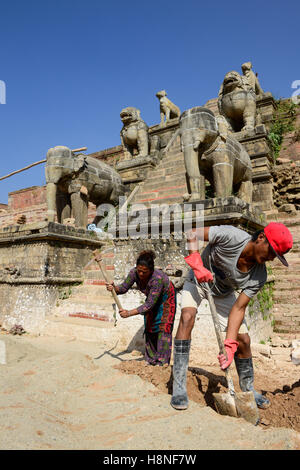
top-left (0, 160), bottom-right (47, 181)
top-left (92, 250), bottom-right (123, 312)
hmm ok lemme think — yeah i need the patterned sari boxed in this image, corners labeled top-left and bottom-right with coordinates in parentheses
top-left (116, 268), bottom-right (177, 365)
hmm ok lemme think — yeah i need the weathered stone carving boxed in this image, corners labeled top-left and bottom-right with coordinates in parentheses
top-left (218, 70), bottom-right (257, 132)
top-left (45, 146), bottom-right (125, 228)
top-left (156, 90), bottom-right (180, 126)
top-left (165, 107), bottom-right (253, 203)
top-left (241, 62), bottom-right (264, 97)
top-left (120, 107), bottom-right (149, 158)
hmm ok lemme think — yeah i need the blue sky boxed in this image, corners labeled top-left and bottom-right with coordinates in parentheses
top-left (0, 0), bottom-right (299, 203)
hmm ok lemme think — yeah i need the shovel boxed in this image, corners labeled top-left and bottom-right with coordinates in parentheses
top-left (202, 282), bottom-right (260, 425)
top-left (92, 250), bottom-right (123, 326)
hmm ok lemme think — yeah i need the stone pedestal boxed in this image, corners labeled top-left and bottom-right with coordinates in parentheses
top-left (116, 155), bottom-right (159, 185)
top-left (112, 196), bottom-right (265, 240)
top-left (0, 221), bottom-right (105, 333)
top-left (187, 196), bottom-right (266, 230)
top-left (149, 118), bottom-right (179, 150)
top-left (116, 119), bottom-right (180, 187)
top-left (234, 125), bottom-right (275, 212)
top-left (256, 92), bottom-right (277, 130)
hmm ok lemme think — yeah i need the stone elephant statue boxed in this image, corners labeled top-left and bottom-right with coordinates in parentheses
top-left (164, 107), bottom-right (253, 203)
top-left (45, 146), bottom-right (126, 227)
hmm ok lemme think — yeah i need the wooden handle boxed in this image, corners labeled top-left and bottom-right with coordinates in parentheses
top-left (92, 250), bottom-right (123, 311)
top-left (204, 283), bottom-right (236, 395)
top-left (205, 286), bottom-right (226, 354)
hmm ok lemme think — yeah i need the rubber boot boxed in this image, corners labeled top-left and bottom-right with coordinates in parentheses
top-left (234, 356), bottom-right (270, 409)
top-left (170, 339), bottom-right (191, 410)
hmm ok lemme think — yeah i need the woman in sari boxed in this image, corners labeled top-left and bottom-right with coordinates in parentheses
top-left (106, 250), bottom-right (177, 366)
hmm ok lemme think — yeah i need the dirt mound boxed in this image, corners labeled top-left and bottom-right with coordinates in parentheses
top-left (116, 359), bottom-right (300, 432)
top-left (262, 383), bottom-right (300, 430)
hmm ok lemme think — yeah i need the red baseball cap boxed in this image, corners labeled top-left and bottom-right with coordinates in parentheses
top-left (264, 222), bottom-right (293, 267)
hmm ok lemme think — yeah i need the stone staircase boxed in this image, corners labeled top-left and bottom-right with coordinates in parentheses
top-left (42, 248), bottom-right (119, 341)
top-left (132, 141), bottom-right (187, 206)
top-left (268, 212), bottom-right (300, 338)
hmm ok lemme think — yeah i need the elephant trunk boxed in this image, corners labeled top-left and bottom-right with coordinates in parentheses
top-left (46, 182), bottom-right (57, 222)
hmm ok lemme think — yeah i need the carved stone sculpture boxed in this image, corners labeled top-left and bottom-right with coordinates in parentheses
top-left (120, 107), bottom-right (149, 158)
top-left (165, 107), bottom-right (253, 203)
top-left (218, 70), bottom-right (257, 132)
top-left (241, 61), bottom-right (264, 97)
top-left (156, 90), bottom-right (180, 126)
top-left (45, 146), bottom-right (125, 227)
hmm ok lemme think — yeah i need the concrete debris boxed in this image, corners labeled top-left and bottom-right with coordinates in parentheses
top-left (0, 341), bottom-right (6, 365)
top-left (252, 343), bottom-right (271, 358)
top-left (270, 336), bottom-right (291, 348)
top-left (291, 340), bottom-right (300, 365)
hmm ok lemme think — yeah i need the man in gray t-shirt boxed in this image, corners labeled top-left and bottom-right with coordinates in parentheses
top-left (171, 223), bottom-right (293, 412)
top-left (193, 225), bottom-right (267, 298)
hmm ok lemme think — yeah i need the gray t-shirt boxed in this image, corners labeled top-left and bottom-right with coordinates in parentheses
top-left (188, 225), bottom-right (267, 298)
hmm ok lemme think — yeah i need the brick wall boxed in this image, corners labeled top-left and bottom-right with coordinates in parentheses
top-left (0, 186), bottom-right (48, 227)
top-left (0, 185), bottom-right (98, 228)
top-left (9, 185), bottom-right (46, 210)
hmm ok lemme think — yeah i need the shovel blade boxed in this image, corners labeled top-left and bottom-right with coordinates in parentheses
top-left (234, 392), bottom-right (260, 426)
top-left (213, 391), bottom-right (260, 425)
top-left (213, 392), bottom-right (239, 418)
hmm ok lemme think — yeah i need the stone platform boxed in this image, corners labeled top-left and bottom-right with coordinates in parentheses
top-left (0, 221), bottom-right (108, 333)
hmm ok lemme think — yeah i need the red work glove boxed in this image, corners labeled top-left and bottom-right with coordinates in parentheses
top-left (184, 252), bottom-right (213, 283)
top-left (218, 339), bottom-right (239, 370)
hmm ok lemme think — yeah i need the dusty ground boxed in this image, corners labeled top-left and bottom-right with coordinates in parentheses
top-left (0, 329), bottom-right (299, 451)
top-left (117, 357), bottom-right (300, 433)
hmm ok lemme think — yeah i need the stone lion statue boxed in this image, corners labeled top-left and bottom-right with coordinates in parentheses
top-left (120, 107), bottom-right (149, 158)
top-left (218, 70), bottom-right (257, 132)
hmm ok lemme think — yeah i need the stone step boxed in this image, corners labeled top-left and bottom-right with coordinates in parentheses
top-left (40, 315), bottom-right (144, 350)
top-left (83, 278), bottom-right (107, 285)
top-left (71, 284), bottom-right (110, 295)
top-left (41, 315), bottom-right (119, 343)
top-left (273, 292), bottom-right (300, 303)
top-left (273, 309), bottom-right (300, 318)
top-left (273, 281), bottom-right (300, 290)
top-left (274, 326), bottom-right (300, 334)
top-left (273, 271), bottom-right (300, 279)
top-left (271, 332), bottom-right (300, 340)
top-left (272, 272), bottom-right (300, 280)
top-left (83, 270), bottom-right (114, 281)
top-left (274, 320), bottom-right (300, 333)
top-left (273, 213), bottom-right (300, 223)
top-left (138, 180), bottom-right (182, 194)
top-left (272, 303), bottom-right (300, 313)
top-left (137, 182), bottom-right (186, 195)
top-left (272, 263), bottom-right (300, 273)
top-left (57, 295), bottom-right (115, 306)
top-left (136, 194), bottom-right (186, 205)
top-left (53, 303), bottom-right (115, 322)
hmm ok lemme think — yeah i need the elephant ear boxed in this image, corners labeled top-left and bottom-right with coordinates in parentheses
top-left (73, 154), bottom-right (87, 173)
